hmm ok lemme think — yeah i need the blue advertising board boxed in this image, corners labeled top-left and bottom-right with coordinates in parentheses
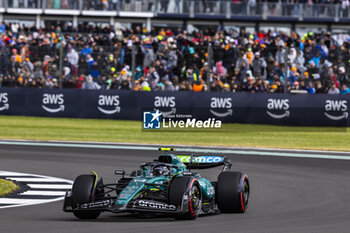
top-left (0, 88), bottom-right (349, 127)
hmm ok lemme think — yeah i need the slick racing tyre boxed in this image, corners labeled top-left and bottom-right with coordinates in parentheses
top-left (216, 172), bottom-right (249, 213)
top-left (169, 176), bottom-right (202, 220)
top-left (71, 174), bottom-right (103, 219)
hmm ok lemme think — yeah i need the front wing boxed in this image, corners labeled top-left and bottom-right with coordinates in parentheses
top-left (63, 191), bottom-right (185, 215)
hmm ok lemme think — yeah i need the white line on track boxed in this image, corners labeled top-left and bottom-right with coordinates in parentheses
top-left (0, 170), bottom-right (73, 209)
top-left (20, 191), bottom-right (66, 196)
top-left (0, 198), bottom-right (50, 204)
top-left (2, 139), bottom-right (350, 154)
top-left (0, 140), bottom-right (349, 160)
top-left (0, 171), bottom-right (73, 183)
top-left (0, 197), bottom-right (66, 209)
top-left (27, 184), bottom-right (72, 189)
top-left (5, 178), bottom-right (70, 182)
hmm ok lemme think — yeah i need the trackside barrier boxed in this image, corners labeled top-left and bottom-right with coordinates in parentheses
top-left (0, 88), bottom-right (349, 126)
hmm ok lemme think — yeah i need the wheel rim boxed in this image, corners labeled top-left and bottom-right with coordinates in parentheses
top-left (242, 179), bottom-right (249, 207)
top-left (190, 185), bottom-right (201, 214)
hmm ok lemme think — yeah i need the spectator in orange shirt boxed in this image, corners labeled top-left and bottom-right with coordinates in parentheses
top-left (11, 49), bottom-right (22, 63)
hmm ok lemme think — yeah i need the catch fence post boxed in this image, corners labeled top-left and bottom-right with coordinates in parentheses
top-left (59, 40), bottom-right (63, 89)
top-left (132, 44), bottom-right (136, 89)
top-left (284, 46), bottom-right (289, 93)
top-left (207, 43), bottom-right (213, 88)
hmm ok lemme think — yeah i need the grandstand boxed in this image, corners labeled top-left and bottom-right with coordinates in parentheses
top-left (1, 0), bottom-right (350, 33)
top-left (0, 0), bottom-right (349, 94)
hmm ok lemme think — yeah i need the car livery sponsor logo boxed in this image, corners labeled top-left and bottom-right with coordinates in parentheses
top-left (97, 95), bottom-right (121, 115)
top-left (324, 100), bottom-right (348, 120)
top-left (154, 96), bottom-right (176, 116)
top-left (42, 93), bottom-right (65, 113)
top-left (134, 200), bottom-right (176, 211)
top-left (0, 92), bottom-right (9, 112)
top-left (80, 200), bottom-right (111, 209)
top-left (177, 155), bottom-right (224, 163)
top-left (133, 178), bottom-right (147, 183)
top-left (266, 98), bottom-right (289, 119)
top-left (210, 97), bottom-right (233, 117)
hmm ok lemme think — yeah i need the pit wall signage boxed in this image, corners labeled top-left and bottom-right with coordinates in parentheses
top-left (0, 88), bottom-right (349, 126)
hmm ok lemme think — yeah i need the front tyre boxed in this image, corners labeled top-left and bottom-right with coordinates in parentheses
top-left (169, 177), bottom-right (202, 220)
top-left (71, 174), bottom-right (102, 219)
top-left (216, 172), bottom-right (249, 213)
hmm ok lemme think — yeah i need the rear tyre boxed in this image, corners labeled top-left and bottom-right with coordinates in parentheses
top-left (71, 174), bottom-right (102, 219)
top-left (169, 177), bottom-right (201, 220)
top-left (216, 172), bottom-right (249, 213)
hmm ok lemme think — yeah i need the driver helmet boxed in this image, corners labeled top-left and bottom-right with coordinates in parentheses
top-left (153, 166), bottom-right (170, 177)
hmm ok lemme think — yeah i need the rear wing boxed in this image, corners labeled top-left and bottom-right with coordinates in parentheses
top-left (176, 155), bottom-right (231, 171)
top-left (158, 148), bottom-right (232, 171)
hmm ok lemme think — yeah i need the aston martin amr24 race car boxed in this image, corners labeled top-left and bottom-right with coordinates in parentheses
top-left (63, 148), bottom-right (250, 220)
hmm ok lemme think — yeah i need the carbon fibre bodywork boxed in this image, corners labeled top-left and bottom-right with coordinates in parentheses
top-left (63, 153), bottom-right (235, 217)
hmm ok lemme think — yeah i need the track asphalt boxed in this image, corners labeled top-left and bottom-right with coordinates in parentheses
top-left (0, 142), bottom-right (350, 233)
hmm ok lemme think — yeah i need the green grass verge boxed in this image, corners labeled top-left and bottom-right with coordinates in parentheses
top-left (0, 178), bottom-right (19, 197)
top-left (0, 116), bottom-right (348, 151)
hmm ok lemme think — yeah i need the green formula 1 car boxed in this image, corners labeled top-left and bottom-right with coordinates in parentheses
top-left (63, 148), bottom-right (250, 220)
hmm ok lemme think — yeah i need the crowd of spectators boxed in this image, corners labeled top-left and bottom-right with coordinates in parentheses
top-left (0, 21), bottom-right (349, 95)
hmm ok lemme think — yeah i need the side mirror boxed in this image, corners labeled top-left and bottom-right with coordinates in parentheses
top-left (115, 170), bottom-right (125, 178)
